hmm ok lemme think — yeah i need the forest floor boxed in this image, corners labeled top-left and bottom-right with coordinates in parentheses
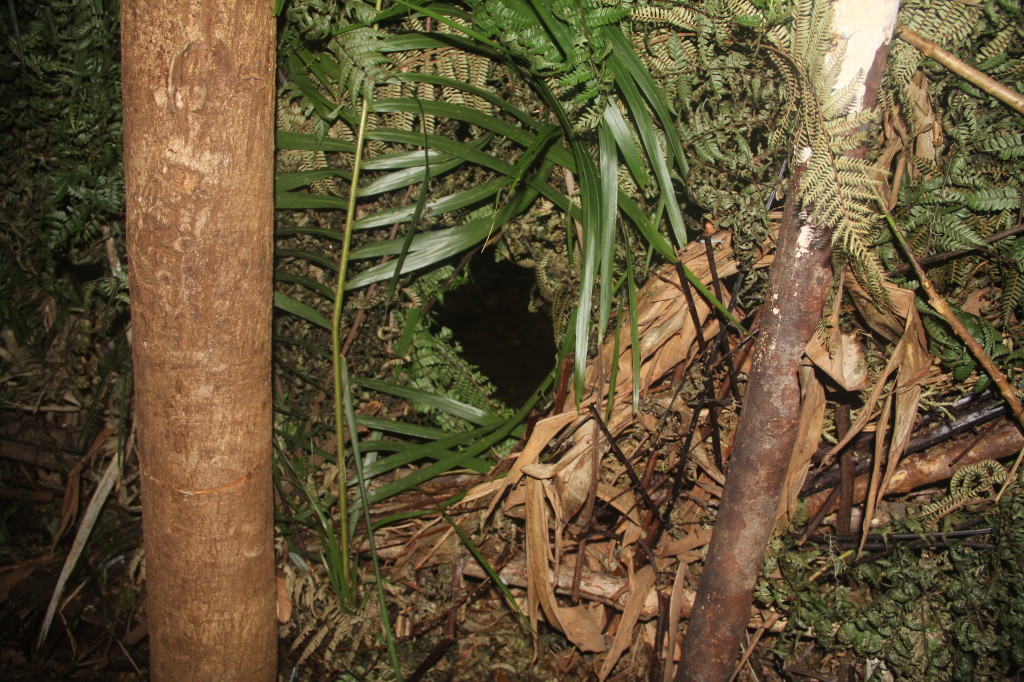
top-left (3, 243), bottom-right (1024, 680)
top-left (0, 411), bottom-right (814, 681)
top-left (3, 393), bottom-right (1023, 680)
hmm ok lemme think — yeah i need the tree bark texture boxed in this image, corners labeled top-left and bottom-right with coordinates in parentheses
top-left (121, 2), bottom-right (276, 679)
top-left (677, 169), bottom-right (833, 681)
top-left (677, 2), bottom-right (899, 678)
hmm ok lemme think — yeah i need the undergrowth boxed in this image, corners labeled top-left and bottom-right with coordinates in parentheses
top-left (3, 0), bottom-right (1024, 676)
top-left (762, 467), bottom-right (1024, 680)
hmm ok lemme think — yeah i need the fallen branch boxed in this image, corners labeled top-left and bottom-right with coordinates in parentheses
top-left (805, 416), bottom-right (1024, 518)
top-left (897, 25), bottom-right (1024, 116)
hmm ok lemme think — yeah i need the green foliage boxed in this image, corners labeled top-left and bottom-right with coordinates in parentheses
top-left (271, 3), bottom-right (1024, 670)
top-left (0, 0), bottom-right (124, 360)
top-left (0, 0), bottom-right (123, 264)
top-left (781, 0), bottom-right (889, 309)
top-left (764, 470), bottom-right (1024, 680)
top-left (0, 0), bottom-right (127, 405)
top-left (389, 266), bottom-right (512, 433)
top-left (634, 0), bottom-right (794, 261)
top-left (921, 300), bottom-right (1024, 392)
top-left (879, 1), bottom-right (1024, 334)
top-left (464, 0), bottom-right (631, 127)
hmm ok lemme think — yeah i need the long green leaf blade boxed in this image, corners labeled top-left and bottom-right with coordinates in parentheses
top-left (274, 291), bottom-right (331, 330)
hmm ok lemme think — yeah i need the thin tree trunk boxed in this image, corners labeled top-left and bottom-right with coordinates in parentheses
top-left (121, 2), bottom-right (277, 679)
top-left (677, 167), bottom-right (833, 681)
top-left (677, 2), bottom-right (900, 679)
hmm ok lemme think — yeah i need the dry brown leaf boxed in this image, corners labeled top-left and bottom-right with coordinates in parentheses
top-left (556, 603), bottom-right (609, 654)
top-left (483, 411), bottom-right (577, 516)
top-left (827, 279), bottom-right (932, 460)
top-left (656, 528), bottom-right (713, 559)
top-left (778, 362), bottom-right (827, 522)
top-left (525, 478), bottom-right (608, 652)
top-left (276, 572), bottom-right (292, 624)
top-left (804, 303), bottom-right (868, 392)
top-left (909, 71), bottom-right (941, 169)
top-left (597, 564), bottom-right (656, 680)
top-left (829, 279), bottom-right (933, 549)
top-left (525, 477), bottom-right (558, 640)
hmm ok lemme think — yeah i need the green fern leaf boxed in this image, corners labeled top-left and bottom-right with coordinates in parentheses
top-left (965, 186), bottom-right (1020, 212)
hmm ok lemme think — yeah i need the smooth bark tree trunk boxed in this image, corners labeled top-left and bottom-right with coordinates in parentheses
top-left (121, 2), bottom-right (277, 679)
top-left (677, 2), bottom-right (901, 679)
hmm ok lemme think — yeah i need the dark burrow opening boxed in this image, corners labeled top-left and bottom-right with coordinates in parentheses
top-left (434, 254), bottom-right (556, 407)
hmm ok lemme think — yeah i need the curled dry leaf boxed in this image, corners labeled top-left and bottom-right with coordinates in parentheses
top-left (382, 215), bottom-right (938, 677)
top-left (450, 233), bottom-right (931, 663)
top-left (780, 277), bottom-right (934, 526)
top-left (780, 290), bottom-right (869, 521)
top-left (597, 564), bottom-right (656, 681)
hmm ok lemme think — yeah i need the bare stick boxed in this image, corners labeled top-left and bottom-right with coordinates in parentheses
top-left (884, 211), bottom-right (1024, 502)
top-left (897, 25), bottom-right (1024, 116)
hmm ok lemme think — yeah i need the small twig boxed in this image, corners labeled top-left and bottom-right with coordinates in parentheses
top-left (897, 25), bottom-right (1024, 115)
top-left (796, 487), bottom-right (840, 546)
top-left (803, 527), bottom-right (992, 545)
top-left (570, 535), bottom-right (588, 603)
top-left (730, 612), bottom-right (782, 682)
top-left (407, 635), bottom-right (453, 681)
top-left (781, 665), bottom-right (835, 682)
top-left (649, 406), bottom-right (704, 548)
top-left (702, 227), bottom-right (742, 400)
top-left (552, 353), bottom-right (573, 415)
top-left (836, 404), bottom-right (854, 537)
top-left (887, 223), bottom-right (1024, 277)
top-left (885, 211), bottom-right (1024, 503)
top-left (586, 403), bottom-right (664, 524)
top-left (674, 262), bottom-right (709, 356)
top-left (2, 403), bottom-right (81, 413)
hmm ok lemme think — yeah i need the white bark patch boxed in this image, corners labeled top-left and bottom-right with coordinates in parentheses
top-left (797, 224), bottom-right (815, 250)
top-left (832, 0), bottom-right (900, 111)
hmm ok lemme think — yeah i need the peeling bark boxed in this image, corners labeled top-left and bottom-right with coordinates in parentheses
top-left (122, 1), bottom-right (277, 679)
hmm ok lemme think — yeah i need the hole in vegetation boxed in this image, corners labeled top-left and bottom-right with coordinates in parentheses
top-left (435, 254), bottom-right (555, 407)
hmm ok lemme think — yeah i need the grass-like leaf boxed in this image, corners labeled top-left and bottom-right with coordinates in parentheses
top-left (274, 291), bottom-right (331, 330)
top-left (354, 377), bottom-right (505, 425)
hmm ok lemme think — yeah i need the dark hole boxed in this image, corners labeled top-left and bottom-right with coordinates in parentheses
top-left (435, 254), bottom-right (555, 407)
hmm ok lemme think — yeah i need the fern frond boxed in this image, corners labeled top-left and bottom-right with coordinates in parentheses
top-left (980, 133), bottom-right (1024, 160)
top-left (791, 0), bottom-right (891, 306)
top-left (976, 25), bottom-right (1018, 62)
top-left (1000, 264), bottom-right (1024, 326)
top-left (631, 6), bottom-right (701, 30)
top-left (965, 186), bottom-right (1021, 212)
top-left (332, 26), bottom-right (393, 103)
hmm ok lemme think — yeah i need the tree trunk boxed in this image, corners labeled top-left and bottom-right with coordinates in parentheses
top-left (121, 2), bottom-right (277, 679)
top-left (677, 2), bottom-right (900, 679)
